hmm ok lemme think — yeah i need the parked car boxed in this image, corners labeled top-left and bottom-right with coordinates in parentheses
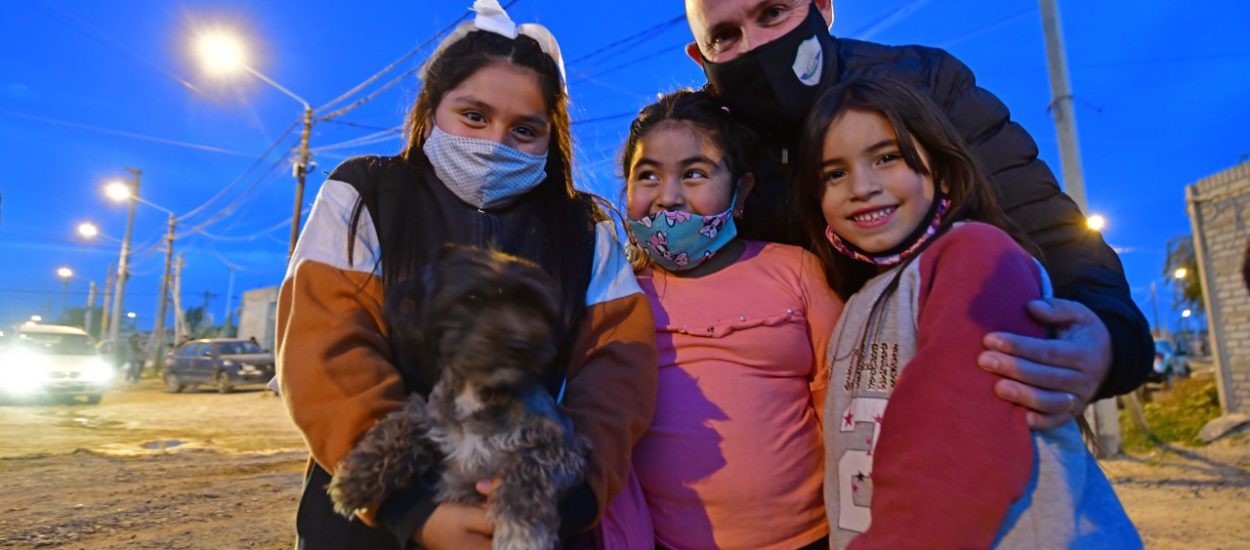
top-left (1150, 338), bottom-right (1190, 384)
top-left (163, 338), bottom-right (275, 394)
top-left (1, 324), bottom-right (113, 403)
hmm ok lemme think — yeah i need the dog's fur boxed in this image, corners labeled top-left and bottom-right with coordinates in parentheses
top-left (329, 245), bottom-right (590, 550)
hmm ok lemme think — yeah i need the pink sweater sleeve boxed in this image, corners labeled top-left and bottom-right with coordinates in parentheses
top-left (849, 223), bottom-right (1041, 549)
top-left (799, 249), bottom-right (844, 430)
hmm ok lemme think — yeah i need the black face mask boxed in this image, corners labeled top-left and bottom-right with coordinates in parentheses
top-left (701, 3), bottom-right (835, 142)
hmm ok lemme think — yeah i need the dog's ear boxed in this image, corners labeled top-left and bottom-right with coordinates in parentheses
top-left (382, 264), bottom-right (442, 391)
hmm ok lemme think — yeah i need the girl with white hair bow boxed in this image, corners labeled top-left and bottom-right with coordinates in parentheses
top-left (275, 1), bottom-right (658, 548)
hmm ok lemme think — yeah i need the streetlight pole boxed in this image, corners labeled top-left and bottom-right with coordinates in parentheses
top-left (195, 34), bottom-right (313, 260)
top-left (100, 265), bottom-right (114, 339)
top-left (152, 213), bottom-right (176, 371)
top-left (290, 104), bottom-right (313, 259)
top-left (56, 267), bottom-right (73, 320)
top-left (109, 167), bottom-right (141, 347)
top-left (84, 281), bottom-right (97, 335)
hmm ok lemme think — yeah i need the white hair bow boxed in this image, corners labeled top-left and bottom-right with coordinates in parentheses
top-left (420, 0), bottom-right (567, 87)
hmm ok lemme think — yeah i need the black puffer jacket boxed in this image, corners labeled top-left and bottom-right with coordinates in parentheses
top-left (738, 36), bottom-right (1152, 399)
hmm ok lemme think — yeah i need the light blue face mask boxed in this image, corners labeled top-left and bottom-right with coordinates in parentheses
top-left (626, 191), bottom-right (739, 272)
top-left (422, 125), bottom-right (548, 209)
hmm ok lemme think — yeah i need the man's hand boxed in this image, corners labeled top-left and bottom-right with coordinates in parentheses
top-left (977, 298), bottom-right (1113, 429)
top-left (415, 503), bottom-right (494, 550)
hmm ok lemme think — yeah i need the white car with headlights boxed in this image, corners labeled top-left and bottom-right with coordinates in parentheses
top-left (1, 324), bottom-right (113, 404)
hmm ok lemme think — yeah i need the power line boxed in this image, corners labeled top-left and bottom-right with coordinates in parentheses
top-left (176, 120), bottom-right (300, 223)
top-left (0, 111), bottom-right (257, 158)
top-left (19, 0), bottom-right (218, 104)
top-left (565, 13), bottom-right (686, 68)
top-left (313, 0), bottom-right (522, 119)
top-left (569, 39), bottom-right (690, 84)
top-left (321, 119), bottom-right (401, 132)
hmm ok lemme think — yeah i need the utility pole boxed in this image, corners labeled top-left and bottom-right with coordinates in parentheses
top-left (1039, 0), bottom-right (1120, 457)
top-left (100, 265), bottom-right (114, 340)
top-left (173, 254), bottom-right (185, 344)
top-left (288, 105), bottom-right (313, 259)
top-left (222, 268), bottom-right (237, 337)
top-left (109, 167), bottom-right (141, 345)
top-left (84, 281), bottom-right (97, 335)
top-left (151, 214), bottom-right (176, 371)
top-left (1039, 0), bottom-right (1087, 211)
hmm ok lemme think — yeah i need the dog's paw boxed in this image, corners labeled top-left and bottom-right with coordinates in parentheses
top-left (327, 394), bottom-right (435, 517)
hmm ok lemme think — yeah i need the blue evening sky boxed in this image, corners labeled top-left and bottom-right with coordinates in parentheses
top-left (2, 0), bottom-right (1248, 332)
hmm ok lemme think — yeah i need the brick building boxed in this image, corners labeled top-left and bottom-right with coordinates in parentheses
top-left (1188, 161), bottom-right (1250, 413)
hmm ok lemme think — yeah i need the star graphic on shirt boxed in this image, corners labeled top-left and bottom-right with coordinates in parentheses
top-left (855, 472), bottom-right (867, 482)
top-left (843, 410), bottom-right (854, 427)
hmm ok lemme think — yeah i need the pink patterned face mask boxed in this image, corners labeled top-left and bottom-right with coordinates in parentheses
top-left (825, 197), bottom-right (952, 266)
top-left (626, 192), bottom-right (739, 272)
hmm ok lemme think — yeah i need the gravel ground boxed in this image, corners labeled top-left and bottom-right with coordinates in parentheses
top-left (0, 381), bottom-right (1246, 549)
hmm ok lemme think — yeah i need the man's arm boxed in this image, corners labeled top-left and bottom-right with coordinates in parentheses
top-left (930, 50), bottom-right (1153, 398)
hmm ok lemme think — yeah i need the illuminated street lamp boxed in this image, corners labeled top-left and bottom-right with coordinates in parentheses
top-left (1174, 267), bottom-right (1188, 280)
top-left (56, 267), bottom-right (74, 320)
top-left (1182, 309), bottom-right (1193, 318)
top-left (102, 173), bottom-right (178, 370)
top-left (1086, 214), bottom-right (1107, 232)
top-left (127, 312), bottom-right (137, 319)
top-left (194, 30), bottom-right (313, 259)
top-left (77, 222), bottom-right (100, 239)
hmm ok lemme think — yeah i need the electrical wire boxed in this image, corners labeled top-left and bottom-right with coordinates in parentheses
top-left (0, 111), bottom-right (257, 158)
top-left (175, 120), bottom-right (300, 223)
top-left (313, 0), bottom-right (522, 119)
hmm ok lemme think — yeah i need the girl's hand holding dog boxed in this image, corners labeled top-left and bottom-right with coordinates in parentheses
top-left (417, 503), bottom-right (494, 550)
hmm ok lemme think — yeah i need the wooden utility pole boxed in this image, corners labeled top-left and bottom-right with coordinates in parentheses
top-left (1039, 0), bottom-right (1120, 456)
top-left (99, 266), bottom-right (115, 340)
top-left (150, 214), bottom-right (176, 371)
top-left (84, 281), bottom-right (97, 335)
top-left (109, 167), bottom-right (141, 345)
top-left (173, 254), bottom-right (185, 343)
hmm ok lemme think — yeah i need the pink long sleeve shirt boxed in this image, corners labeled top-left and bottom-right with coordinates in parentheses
top-left (631, 241), bottom-right (843, 550)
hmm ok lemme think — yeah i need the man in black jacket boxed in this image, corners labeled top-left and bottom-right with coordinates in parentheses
top-left (683, 0), bottom-right (1152, 427)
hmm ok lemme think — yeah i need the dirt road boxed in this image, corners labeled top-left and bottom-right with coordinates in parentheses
top-left (0, 382), bottom-right (1247, 549)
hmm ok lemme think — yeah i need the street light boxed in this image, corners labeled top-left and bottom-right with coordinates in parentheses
top-left (194, 30), bottom-right (313, 259)
top-left (103, 168), bottom-right (141, 349)
top-left (1182, 309), bottom-right (1193, 318)
top-left (105, 181), bottom-right (133, 202)
top-left (102, 175), bottom-right (179, 372)
top-left (1174, 267), bottom-right (1188, 280)
top-left (77, 222), bottom-right (99, 239)
top-left (56, 267), bottom-right (74, 321)
top-left (1086, 214), bottom-right (1107, 232)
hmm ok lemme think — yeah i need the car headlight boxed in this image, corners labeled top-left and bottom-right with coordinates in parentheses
top-left (1, 350), bottom-right (48, 394)
top-left (83, 359), bottom-right (114, 383)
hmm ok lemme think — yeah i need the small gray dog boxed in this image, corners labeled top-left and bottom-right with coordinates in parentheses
top-left (329, 245), bottom-right (590, 550)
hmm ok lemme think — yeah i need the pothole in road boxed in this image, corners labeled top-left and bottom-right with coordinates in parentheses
top-left (139, 440), bottom-right (185, 450)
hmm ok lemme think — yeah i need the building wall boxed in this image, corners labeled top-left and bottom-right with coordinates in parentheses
top-left (237, 286), bottom-right (280, 352)
top-left (1188, 161), bottom-right (1250, 413)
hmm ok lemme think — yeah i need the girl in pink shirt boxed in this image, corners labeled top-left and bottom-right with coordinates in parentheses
top-left (601, 89), bottom-right (844, 549)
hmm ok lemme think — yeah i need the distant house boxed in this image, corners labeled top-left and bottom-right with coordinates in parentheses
top-left (237, 286), bottom-right (279, 352)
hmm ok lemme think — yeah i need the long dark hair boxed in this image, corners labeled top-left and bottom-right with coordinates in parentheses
top-left (347, 29), bottom-right (599, 327)
top-left (619, 89), bottom-right (760, 268)
top-left (796, 77), bottom-right (1039, 298)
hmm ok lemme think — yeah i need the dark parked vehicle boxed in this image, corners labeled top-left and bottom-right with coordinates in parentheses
top-left (1149, 338), bottom-right (1190, 385)
top-left (163, 339), bottom-right (275, 394)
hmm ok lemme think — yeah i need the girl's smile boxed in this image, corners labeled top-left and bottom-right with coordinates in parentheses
top-left (819, 109), bottom-right (938, 254)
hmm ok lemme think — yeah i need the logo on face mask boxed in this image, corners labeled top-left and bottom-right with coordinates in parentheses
top-left (793, 36), bottom-right (823, 86)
